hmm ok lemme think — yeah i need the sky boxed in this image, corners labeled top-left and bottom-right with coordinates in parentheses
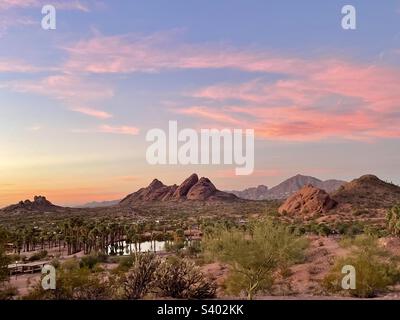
top-left (0, 0), bottom-right (400, 206)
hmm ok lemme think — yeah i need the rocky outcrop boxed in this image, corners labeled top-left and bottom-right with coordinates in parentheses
top-left (187, 177), bottom-right (217, 200)
top-left (120, 173), bottom-right (237, 205)
top-left (278, 185), bottom-right (337, 217)
top-left (3, 196), bottom-right (59, 213)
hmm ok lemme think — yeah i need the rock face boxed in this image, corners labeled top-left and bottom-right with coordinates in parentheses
top-left (187, 177), bottom-right (217, 200)
top-left (3, 196), bottom-right (59, 212)
top-left (173, 174), bottom-right (199, 199)
top-left (278, 185), bottom-right (337, 217)
top-left (120, 173), bottom-right (237, 205)
top-left (228, 174), bottom-right (346, 200)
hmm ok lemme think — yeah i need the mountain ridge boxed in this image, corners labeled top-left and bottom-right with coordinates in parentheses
top-left (229, 174), bottom-right (346, 200)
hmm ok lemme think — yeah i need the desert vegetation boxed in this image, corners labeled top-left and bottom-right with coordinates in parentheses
top-left (323, 235), bottom-right (400, 298)
top-left (203, 219), bottom-right (308, 299)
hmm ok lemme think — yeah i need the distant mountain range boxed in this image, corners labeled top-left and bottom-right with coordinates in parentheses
top-left (227, 174), bottom-right (346, 200)
top-left (2, 174), bottom-right (400, 217)
top-left (76, 200), bottom-right (120, 208)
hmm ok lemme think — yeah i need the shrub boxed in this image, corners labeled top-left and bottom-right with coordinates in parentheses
top-left (122, 253), bottom-right (160, 300)
top-left (26, 259), bottom-right (115, 300)
top-left (72, 276), bottom-right (113, 300)
top-left (80, 255), bottom-right (100, 269)
top-left (387, 205), bottom-right (400, 236)
top-left (323, 235), bottom-right (400, 298)
top-left (117, 256), bottom-right (135, 271)
top-left (334, 222), bottom-right (364, 236)
top-left (203, 219), bottom-right (308, 299)
top-left (156, 258), bottom-right (216, 299)
top-left (28, 250), bottom-right (48, 262)
top-left (0, 285), bottom-right (17, 300)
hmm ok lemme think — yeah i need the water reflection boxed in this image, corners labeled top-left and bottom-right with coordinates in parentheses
top-left (107, 240), bottom-right (168, 255)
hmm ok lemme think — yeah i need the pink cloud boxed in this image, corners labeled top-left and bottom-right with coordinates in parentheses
top-left (4, 74), bottom-right (118, 124)
top-left (62, 33), bottom-right (311, 75)
top-left (6, 74), bottom-right (114, 102)
top-left (71, 107), bottom-right (113, 119)
top-left (175, 106), bottom-right (242, 126)
top-left (0, 58), bottom-right (39, 72)
top-left (60, 32), bottom-right (400, 141)
top-left (98, 125), bottom-right (140, 135)
top-left (184, 59), bottom-right (400, 141)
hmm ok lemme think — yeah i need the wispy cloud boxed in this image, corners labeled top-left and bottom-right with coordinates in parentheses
top-left (175, 106), bottom-right (242, 126)
top-left (5, 74), bottom-right (114, 103)
top-left (0, 58), bottom-right (40, 72)
top-left (0, 15), bottom-right (35, 37)
top-left (72, 125), bottom-right (140, 136)
top-left (71, 107), bottom-right (113, 119)
top-left (99, 125), bottom-right (140, 135)
top-left (62, 32), bottom-right (309, 75)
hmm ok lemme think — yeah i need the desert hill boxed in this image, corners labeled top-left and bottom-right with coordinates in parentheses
top-left (332, 174), bottom-right (400, 209)
top-left (119, 173), bottom-right (237, 206)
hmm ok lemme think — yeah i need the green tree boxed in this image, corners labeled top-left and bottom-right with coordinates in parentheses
top-left (203, 219), bottom-right (308, 300)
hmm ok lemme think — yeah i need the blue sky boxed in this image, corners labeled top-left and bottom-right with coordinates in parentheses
top-left (0, 0), bottom-right (399, 206)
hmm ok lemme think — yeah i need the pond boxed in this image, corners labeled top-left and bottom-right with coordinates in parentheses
top-left (107, 241), bottom-right (168, 255)
top-left (107, 239), bottom-right (199, 256)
